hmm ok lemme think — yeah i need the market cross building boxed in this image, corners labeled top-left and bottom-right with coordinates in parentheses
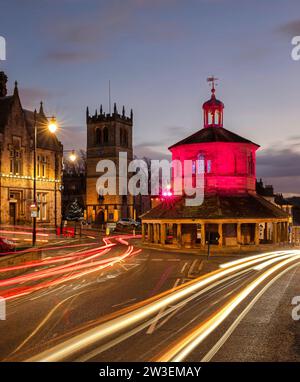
top-left (0, 72), bottom-right (63, 226)
top-left (141, 80), bottom-right (290, 250)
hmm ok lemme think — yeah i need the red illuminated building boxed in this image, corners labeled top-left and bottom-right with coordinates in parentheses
top-left (141, 79), bottom-right (290, 251)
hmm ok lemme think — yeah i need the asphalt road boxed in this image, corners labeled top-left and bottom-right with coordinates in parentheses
top-left (0, 234), bottom-right (208, 361)
top-left (0, 234), bottom-right (300, 362)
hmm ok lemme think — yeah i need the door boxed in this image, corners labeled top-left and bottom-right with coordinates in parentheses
top-left (9, 203), bottom-right (16, 225)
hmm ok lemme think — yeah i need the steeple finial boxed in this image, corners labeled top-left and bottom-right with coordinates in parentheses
top-left (86, 106), bottom-right (89, 122)
top-left (130, 108), bottom-right (133, 120)
top-left (122, 105), bottom-right (125, 117)
top-left (13, 80), bottom-right (19, 96)
top-left (113, 102), bottom-right (117, 114)
top-left (39, 101), bottom-right (45, 117)
top-left (100, 104), bottom-right (103, 115)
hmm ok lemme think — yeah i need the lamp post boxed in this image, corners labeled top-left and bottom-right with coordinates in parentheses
top-left (32, 112), bottom-right (58, 246)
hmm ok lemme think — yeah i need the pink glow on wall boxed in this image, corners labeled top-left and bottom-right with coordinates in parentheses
top-left (170, 81), bottom-right (259, 196)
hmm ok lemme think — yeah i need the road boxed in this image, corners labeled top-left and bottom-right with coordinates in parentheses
top-left (0, 233), bottom-right (299, 362)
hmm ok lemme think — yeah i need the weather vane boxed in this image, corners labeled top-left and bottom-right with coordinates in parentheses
top-left (207, 75), bottom-right (219, 91)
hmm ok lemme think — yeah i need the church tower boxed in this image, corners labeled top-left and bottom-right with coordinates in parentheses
top-left (86, 103), bottom-right (134, 224)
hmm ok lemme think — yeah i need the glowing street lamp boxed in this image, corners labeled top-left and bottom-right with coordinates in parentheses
top-left (69, 150), bottom-right (77, 162)
top-left (48, 116), bottom-right (58, 133)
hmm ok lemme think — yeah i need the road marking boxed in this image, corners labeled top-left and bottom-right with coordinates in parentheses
top-left (180, 262), bottom-right (188, 273)
top-left (187, 259), bottom-right (198, 278)
top-left (146, 278), bottom-right (181, 334)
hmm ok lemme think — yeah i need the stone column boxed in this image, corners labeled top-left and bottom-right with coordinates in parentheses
top-left (201, 223), bottom-right (206, 247)
top-left (255, 223), bottom-right (260, 246)
top-left (272, 222), bottom-right (278, 244)
top-left (161, 223), bottom-right (166, 245)
top-left (218, 223), bottom-right (223, 247)
top-left (153, 224), bottom-right (158, 244)
top-left (177, 223), bottom-right (182, 248)
top-left (237, 223), bottom-right (242, 244)
top-left (148, 223), bottom-right (153, 243)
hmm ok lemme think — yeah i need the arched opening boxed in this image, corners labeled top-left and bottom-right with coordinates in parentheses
top-left (95, 128), bottom-right (102, 144)
top-left (103, 126), bottom-right (109, 144)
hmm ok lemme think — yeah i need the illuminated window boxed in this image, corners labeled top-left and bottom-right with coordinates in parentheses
top-left (9, 147), bottom-right (22, 175)
top-left (207, 159), bottom-right (212, 173)
top-left (37, 192), bottom-right (47, 221)
top-left (197, 153), bottom-right (205, 174)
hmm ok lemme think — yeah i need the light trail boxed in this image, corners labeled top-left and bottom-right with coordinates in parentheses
top-left (0, 246), bottom-right (114, 287)
top-left (2, 242), bottom-right (141, 301)
top-left (0, 243), bottom-right (115, 273)
top-left (155, 254), bottom-right (300, 361)
top-left (26, 250), bottom-right (299, 362)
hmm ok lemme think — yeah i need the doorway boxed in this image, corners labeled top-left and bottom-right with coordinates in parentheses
top-left (9, 203), bottom-right (16, 225)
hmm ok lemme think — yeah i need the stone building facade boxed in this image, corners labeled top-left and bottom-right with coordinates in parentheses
top-left (141, 81), bottom-right (290, 249)
top-left (0, 72), bottom-right (63, 226)
top-left (86, 103), bottom-right (134, 224)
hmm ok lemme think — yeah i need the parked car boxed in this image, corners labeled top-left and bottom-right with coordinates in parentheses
top-left (117, 218), bottom-right (141, 228)
top-left (0, 237), bottom-right (16, 253)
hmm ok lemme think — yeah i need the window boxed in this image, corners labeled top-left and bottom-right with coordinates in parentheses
top-left (207, 159), bottom-right (212, 174)
top-left (197, 153), bottom-right (205, 174)
top-left (9, 147), bottom-right (22, 175)
top-left (120, 128), bottom-right (128, 147)
top-left (37, 192), bottom-right (48, 221)
top-left (248, 152), bottom-right (254, 175)
top-left (95, 128), bottom-right (102, 145)
top-left (103, 126), bottom-right (109, 144)
top-left (37, 155), bottom-right (47, 178)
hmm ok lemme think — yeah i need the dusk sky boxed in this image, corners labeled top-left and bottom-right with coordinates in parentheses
top-left (1, 0), bottom-right (300, 194)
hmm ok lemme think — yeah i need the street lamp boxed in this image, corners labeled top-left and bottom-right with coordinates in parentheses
top-left (32, 111), bottom-right (58, 246)
top-left (68, 150), bottom-right (77, 162)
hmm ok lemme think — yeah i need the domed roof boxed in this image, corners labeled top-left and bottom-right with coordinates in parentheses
top-left (202, 88), bottom-right (224, 110)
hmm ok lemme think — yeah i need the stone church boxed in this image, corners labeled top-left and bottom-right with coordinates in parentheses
top-left (0, 72), bottom-right (63, 226)
top-left (86, 103), bottom-right (134, 224)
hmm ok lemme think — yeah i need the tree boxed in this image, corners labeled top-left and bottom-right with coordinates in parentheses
top-left (66, 199), bottom-right (83, 221)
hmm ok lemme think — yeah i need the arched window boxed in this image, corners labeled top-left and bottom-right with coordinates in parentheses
top-left (197, 153), bottom-right (205, 174)
top-left (120, 129), bottom-right (124, 146)
top-left (103, 126), bottom-right (109, 144)
top-left (124, 130), bottom-right (128, 147)
top-left (95, 128), bottom-right (102, 145)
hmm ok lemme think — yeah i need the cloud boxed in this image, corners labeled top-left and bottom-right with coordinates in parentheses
top-left (277, 19), bottom-right (300, 37)
top-left (257, 148), bottom-right (300, 178)
top-left (134, 142), bottom-right (170, 160)
top-left (18, 87), bottom-right (64, 109)
top-left (44, 50), bottom-right (108, 63)
top-left (39, 0), bottom-right (188, 66)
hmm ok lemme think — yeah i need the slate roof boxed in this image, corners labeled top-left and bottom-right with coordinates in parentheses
top-left (169, 127), bottom-right (259, 150)
top-left (23, 110), bottom-right (62, 152)
top-left (141, 194), bottom-right (289, 221)
top-left (0, 96), bottom-right (14, 132)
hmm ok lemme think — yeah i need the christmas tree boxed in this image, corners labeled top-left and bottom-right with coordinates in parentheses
top-left (66, 199), bottom-right (83, 221)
